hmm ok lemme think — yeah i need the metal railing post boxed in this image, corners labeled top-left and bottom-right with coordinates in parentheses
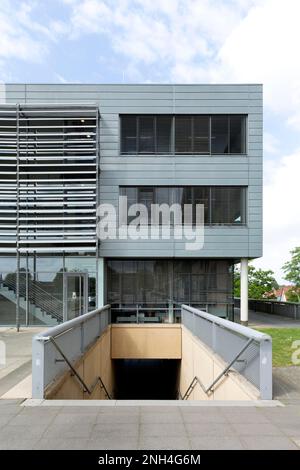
top-left (168, 301), bottom-right (174, 323)
top-left (32, 335), bottom-right (45, 399)
top-left (259, 338), bottom-right (273, 400)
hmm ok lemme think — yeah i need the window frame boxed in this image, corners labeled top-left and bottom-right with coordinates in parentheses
top-left (119, 186), bottom-right (247, 226)
top-left (120, 115), bottom-right (247, 156)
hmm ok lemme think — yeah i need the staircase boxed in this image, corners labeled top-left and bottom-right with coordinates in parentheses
top-left (0, 279), bottom-right (63, 325)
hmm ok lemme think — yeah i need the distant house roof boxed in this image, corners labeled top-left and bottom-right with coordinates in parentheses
top-left (265, 285), bottom-right (294, 302)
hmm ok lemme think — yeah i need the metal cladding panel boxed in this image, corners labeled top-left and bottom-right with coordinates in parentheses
top-left (2, 84), bottom-right (263, 259)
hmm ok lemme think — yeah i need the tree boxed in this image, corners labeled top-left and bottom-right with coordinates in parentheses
top-left (282, 247), bottom-right (300, 302)
top-left (234, 264), bottom-right (278, 299)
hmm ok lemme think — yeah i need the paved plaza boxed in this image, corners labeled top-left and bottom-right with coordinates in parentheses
top-left (0, 399), bottom-right (299, 450)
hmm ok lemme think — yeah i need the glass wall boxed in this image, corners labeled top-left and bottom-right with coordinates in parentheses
top-left (107, 259), bottom-right (234, 322)
top-left (120, 186), bottom-right (247, 225)
top-left (121, 115), bottom-right (246, 155)
top-left (0, 257), bottom-right (18, 325)
top-left (0, 254), bottom-right (97, 326)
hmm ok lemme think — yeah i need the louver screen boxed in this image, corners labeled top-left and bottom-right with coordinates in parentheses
top-left (0, 104), bottom-right (99, 253)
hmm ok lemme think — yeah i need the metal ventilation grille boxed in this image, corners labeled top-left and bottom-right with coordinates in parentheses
top-left (0, 104), bottom-right (99, 253)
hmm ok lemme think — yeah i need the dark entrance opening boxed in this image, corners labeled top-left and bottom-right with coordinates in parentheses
top-left (113, 359), bottom-right (181, 399)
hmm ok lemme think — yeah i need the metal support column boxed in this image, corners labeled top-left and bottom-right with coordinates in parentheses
top-left (16, 104), bottom-right (20, 332)
top-left (240, 258), bottom-right (248, 326)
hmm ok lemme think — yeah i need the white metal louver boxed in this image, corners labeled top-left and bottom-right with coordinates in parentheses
top-left (0, 104), bottom-right (99, 253)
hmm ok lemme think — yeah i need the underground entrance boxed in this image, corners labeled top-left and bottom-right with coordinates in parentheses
top-left (113, 359), bottom-right (181, 400)
top-left (40, 317), bottom-right (270, 401)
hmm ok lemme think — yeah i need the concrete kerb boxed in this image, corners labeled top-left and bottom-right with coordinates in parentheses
top-left (21, 399), bottom-right (284, 407)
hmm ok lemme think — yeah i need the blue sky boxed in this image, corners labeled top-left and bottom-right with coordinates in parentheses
top-left (0, 0), bottom-right (300, 282)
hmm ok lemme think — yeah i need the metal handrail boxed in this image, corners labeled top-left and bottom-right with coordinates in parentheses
top-left (182, 304), bottom-right (270, 342)
top-left (234, 296), bottom-right (300, 306)
top-left (90, 376), bottom-right (111, 399)
top-left (37, 304), bottom-right (110, 339)
top-left (182, 338), bottom-right (254, 399)
top-left (3, 277), bottom-right (63, 321)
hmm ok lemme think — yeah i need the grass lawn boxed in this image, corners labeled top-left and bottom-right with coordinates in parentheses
top-left (256, 328), bottom-right (300, 367)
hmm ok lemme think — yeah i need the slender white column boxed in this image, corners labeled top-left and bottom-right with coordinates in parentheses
top-left (240, 258), bottom-right (248, 326)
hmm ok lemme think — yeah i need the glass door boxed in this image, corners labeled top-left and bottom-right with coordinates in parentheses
top-left (64, 273), bottom-right (88, 321)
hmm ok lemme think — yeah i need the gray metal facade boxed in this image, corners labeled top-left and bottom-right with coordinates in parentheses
top-left (1, 83), bottom-right (263, 259)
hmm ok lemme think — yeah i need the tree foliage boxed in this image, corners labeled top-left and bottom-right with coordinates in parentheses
top-left (234, 264), bottom-right (278, 299)
top-left (283, 247), bottom-right (300, 302)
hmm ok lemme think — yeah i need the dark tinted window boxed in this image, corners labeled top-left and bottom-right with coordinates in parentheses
top-left (107, 259), bottom-right (233, 312)
top-left (156, 116), bottom-right (172, 153)
top-left (211, 187), bottom-right (245, 224)
top-left (120, 186), bottom-right (246, 225)
top-left (121, 115), bottom-right (246, 155)
top-left (230, 116), bottom-right (246, 153)
top-left (121, 116), bottom-right (137, 154)
top-left (175, 116), bottom-right (192, 153)
top-left (193, 116), bottom-right (209, 153)
top-left (138, 117), bottom-right (155, 153)
top-left (211, 116), bottom-right (229, 154)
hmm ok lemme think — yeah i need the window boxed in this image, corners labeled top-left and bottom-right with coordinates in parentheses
top-left (120, 186), bottom-right (246, 225)
top-left (121, 116), bottom-right (172, 155)
top-left (230, 116), bottom-right (246, 153)
top-left (175, 116), bottom-right (192, 153)
top-left (138, 117), bottom-right (155, 153)
top-left (211, 187), bottom-right (246, 224)
top-left (121, 116), bottom-right (137, 154)
top-left (107, 259), bottom-right (234, 320)
top-left (211, 116), bottom-right (229, 154)
top-left (175, 116), bottom-right (209, 154)
top-left (156, 116), bottom-right (173, 153)
top-left (211, 115), bottom-right (246, 154)
top-left (121, 115), bottom-right (246, 155)
top-left (193, 116), bottom-right (209, 153)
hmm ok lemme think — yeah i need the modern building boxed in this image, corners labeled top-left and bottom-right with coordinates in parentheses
top-left (0, 84), bottom-right (262, 327)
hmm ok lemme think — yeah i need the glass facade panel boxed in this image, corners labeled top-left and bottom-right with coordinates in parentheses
top-left (120, 186), bottom-right (246, 225)
top-left (0, 254), bottom-right (97, 326)
top-left (65, 257), bottom-right (97, 272)
top-left (175, 116), bottom-right (192, 153)
top-left (156, 116), bottom-right (172, 153)
top-left (193, 187), bottom-right (210, 224)
top-left (0, 263), bottom-right (17, 325)
top-left (138, 117), bottom-right (155, 153)
top-left (211, 187), bottom-right (245, 224)
top-left (121, 115), bottom-right (247, 155)
top-left (121, 116), bottom-right (137, 154)
top-left (211, 116), bottom-right (229, 154)
top-left (230, 116), bottom-right (246, 153)
top-left (193, 116), bottom-right (209, 153)
top-left (107, 259), bottom-right (234, 320)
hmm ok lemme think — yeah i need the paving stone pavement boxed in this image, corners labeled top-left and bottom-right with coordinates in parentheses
top-left (0, 400), bottom-right (299, 450)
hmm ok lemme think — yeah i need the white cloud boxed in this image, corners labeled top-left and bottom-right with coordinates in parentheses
top-left (264, 132), bottom-right (280, 155)
top-left (65, 0), bottom-right (250, 67)
top-left (216, 0), bottom-right (300, 125)
top-left (0, 1), bottom-right (49, 63)
top-left (253, 150), bottom-right (300, 282)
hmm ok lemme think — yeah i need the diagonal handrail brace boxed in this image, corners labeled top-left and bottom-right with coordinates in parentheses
top-left (47, 336), bottom-right (112, 398)
top-left (48, 336), bottom-right (91, 394)
top-left (182, 338), bottom-right (254, 399)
